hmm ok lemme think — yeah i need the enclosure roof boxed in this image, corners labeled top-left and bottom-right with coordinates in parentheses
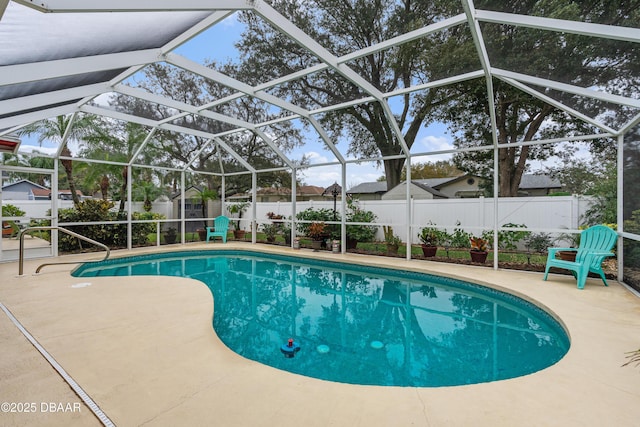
top-left (1, 0), bottom-right (639, 176)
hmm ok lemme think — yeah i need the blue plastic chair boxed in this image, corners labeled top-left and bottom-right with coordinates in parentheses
top-left (543, 225), bottom-right (617, 289)
top-left (206, 216), bottom-right (229, 243)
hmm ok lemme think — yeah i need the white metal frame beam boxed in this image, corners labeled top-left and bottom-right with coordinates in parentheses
top-left (0, 49), bottom-right (161, 86)
top-left (0, 83), bottom-right (110, 117)
top-left (12, 0), bottom-right (255, 12)
top-left (475, 10), bottom-right (640, 43)
top-left (492, 68), bottom-right (640, 110)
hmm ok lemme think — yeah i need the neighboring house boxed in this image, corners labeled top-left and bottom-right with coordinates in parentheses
top-left (346, 181), bottom-right (388, 200)
top-left (349, 174), bottom-right (561, 199)
top-left (228, 185), bottom-right (330, 203)
top-left (381, 180), bottom-right (449, 200)
top-left (518, 174), bottom-right (563, 196)
top-left (430, 175), bottom-right (486, 198)
top-left (57, 189), bottom-right (85, 201)
top-left (1, 179), bottom-right (50, 200)
top-left (298, 185), bottom-right (327, 201)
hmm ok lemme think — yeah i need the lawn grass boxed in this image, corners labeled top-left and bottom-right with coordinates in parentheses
top-left (146, 232), bottom-right (549, 267)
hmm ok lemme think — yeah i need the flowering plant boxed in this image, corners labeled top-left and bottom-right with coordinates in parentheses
top-left (308, 222), bottom-right (326, 240)
top-left (469, 236), bottom-right (488, 252)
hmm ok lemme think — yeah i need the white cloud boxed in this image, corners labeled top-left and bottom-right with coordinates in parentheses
top-left (297, 160), bottom-right (383, 189)
top-left (17, 144), bottom-right (57, 156)
top-left (304, 151), bottom-right (333, 164)
top-left (415, 135), bottom-right (454, 162)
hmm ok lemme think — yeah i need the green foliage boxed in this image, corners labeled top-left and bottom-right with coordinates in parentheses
top-left (2, 204), bottom-right (26, 235)
top-left (345, 200), bottom-right (377, 242)
top-left (2, 204), bottom-right (25, 218)
top-left (261, 223), bottom-right (279, 240)
top-left (497, 223), bottom-right (530, 250)
top-left (583, 160), bottom-right (617, 225)
top-left (228, 201), bottom-right (250, 230)
top-left (110, 63), bottom-right (303, 194)
top-left (296, 207), bottom-right (334, 235)
top-left (56, 199), bottom-right (165, 251)
top-left (525, 232), bottom-right (554, 253)
top-left (480, 224), bottom-right (530, 250)
top-left (418, 222), bottom-right (446, 246)
top-left (400, 160), bottom-right (462, 180)
top-left (449, 221), bottom-right (471, 248)
top-left (236, 0), bottom-right (460, 189)
top-left (383, 226), bottom-right (401, 246)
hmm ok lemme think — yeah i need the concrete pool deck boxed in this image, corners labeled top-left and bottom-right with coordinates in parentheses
top-left (1, 242), bottom-right (639, 426)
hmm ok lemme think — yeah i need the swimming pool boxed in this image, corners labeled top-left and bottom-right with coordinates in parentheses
top-left (73, 250), bottom-right (570, 387)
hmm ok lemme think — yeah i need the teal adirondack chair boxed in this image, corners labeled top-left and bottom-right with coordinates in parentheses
top-left (543, 225), bottom-right (617, 289)
top-left (206, 216), bottom-right (229, 243)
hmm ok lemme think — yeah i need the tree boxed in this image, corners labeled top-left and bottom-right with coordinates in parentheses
top-left (432, 0), bottom-right (638, 196)
top-left (235, 0), bottom-right (453, 190)
top-left (109, 62), bottom-right (304, 195)
top-left (196, 188), bottom-right (218, 228)
top-left (18, 115), bottom-right (97, 206)
top-left (80, 120), bottom-right (150, 213)
top-left (545, 154), bottom-right (601, 195)
top-left (133, 181), bottom-right (165, 212)
top-left (401, 160), bottom-right (462, 180)
top-left (1, 151), bottom-right (54, 186)
top-left (582, 159), bottom-right (617, 225)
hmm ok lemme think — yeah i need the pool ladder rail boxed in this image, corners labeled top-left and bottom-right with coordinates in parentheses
top-left (18, 226), bottom-right (110, 276)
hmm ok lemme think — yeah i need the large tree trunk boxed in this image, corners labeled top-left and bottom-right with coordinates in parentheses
top-left (59, 146), bottom-right (80, 206)
top-left (119, 167), bottom-right (127, 213)
top-left (99, 175), bottom-right (109, 200)
top-left (497, 145), bottom-right (528, 197)
top-left (383, 158), bottom-right (406, 191)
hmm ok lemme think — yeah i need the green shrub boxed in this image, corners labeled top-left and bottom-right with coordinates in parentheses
top-left (525, 232), bottom-right (554, 253)
top-left (56, 199), bottom-right (165, 252)
top-left (345, 200), bottom-right (377, 242)
top-left (449, 221), bottom-right (471, 248)
top-left (2, 204), bottom-right (26, 235)
top-left (296, 207), bottom-right (334, 235)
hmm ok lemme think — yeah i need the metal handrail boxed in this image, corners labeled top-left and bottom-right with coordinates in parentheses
top-left (18, 226), bottom-right (110, 276)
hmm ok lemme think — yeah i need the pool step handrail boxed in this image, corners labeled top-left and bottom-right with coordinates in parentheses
top-left (18, 226), bottom-right (110, 276)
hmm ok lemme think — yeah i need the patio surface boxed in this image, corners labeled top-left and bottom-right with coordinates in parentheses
top-left (1, 242), bottom-right (639, 426)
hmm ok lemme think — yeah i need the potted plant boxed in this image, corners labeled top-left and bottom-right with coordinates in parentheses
top-left (418, 222), bottom-right (443, 257)
top-left (308, 222), bottom-right (326, 251)
top-left (554, 228), bottom-right (583, 262)
top-left (469, 235), bottom-right (489, 263)
top-left (228, 201), bottom-right (249, 239)
top-left (383, 226), bottom-right (402, 256)
top-left (282, 222), bottom-right (293, 246)
top-left (345, 200), bottom-right (377, 249)
top-left (262, 223), bottom-right (279, 243)
top-left (163, 226), bottom-right (177, 245)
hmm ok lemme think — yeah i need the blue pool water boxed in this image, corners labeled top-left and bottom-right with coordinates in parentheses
top-left (73, 250), bottom-right (570, 387)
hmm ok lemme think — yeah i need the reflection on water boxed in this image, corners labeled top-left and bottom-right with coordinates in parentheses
top-left (75, 251), bottom-right (570, 387)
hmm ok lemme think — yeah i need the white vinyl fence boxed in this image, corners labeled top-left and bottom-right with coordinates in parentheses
top-left (249, 196), bottom-right (594, 243)
top-left (4, 196), bottom-right (593, 244)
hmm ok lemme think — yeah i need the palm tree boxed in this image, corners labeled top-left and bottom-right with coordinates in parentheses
top-left (196, 188), bottom-right (218, 229)
top-left (18, 115), bottom-right (96, 206)
top-left (80, 121), bottom-right (149, 213)
top-left (133, 181), bottom-right (165, 212)
top-left (1, 151), bottom-right (55, 186)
